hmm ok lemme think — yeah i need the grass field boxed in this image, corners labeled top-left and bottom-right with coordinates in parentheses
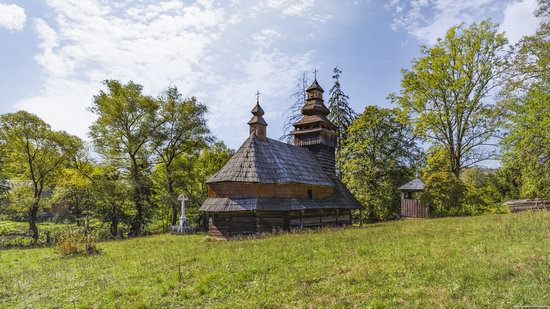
top-left (1, 212), bottom-right (549, 307)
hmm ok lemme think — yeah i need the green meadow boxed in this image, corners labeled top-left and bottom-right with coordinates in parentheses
top-left (1, 211), bottom-right (549, 308)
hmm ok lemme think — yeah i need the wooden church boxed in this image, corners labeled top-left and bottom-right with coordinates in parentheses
top-left (199, 78), bottom-right (363, 239)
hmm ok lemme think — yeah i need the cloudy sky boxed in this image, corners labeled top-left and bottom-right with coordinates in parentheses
top-left (0, 0), bottom-right (542, 150)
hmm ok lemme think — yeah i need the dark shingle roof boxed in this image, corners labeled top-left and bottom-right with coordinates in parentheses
top-left (200, 178), bottom-right (363, 212)
top-left (306, 79), bottom-right (324, 92)
top-left (206, 134), bottom-right (334, 186)
top-left (398, 178), bottom-right (425, 191)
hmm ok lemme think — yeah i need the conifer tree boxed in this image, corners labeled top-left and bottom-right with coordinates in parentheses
top-left (327, 66), bottom-right (355, 150)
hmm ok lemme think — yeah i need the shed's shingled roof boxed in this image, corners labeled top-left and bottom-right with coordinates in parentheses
top-left (398, 178), bottom-right (425, 191)
top-left (206, 134), bottom-right (334, 186)
top-left (200, 179), bottom-right (363, 212)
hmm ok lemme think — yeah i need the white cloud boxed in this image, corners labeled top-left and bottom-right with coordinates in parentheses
top-left (388, 0), bottom-right (539, 44)
top-left (500, 0), bottom-right (540, 44)
top-left (266, 0), bottom-right (315, 17)
top-left (251, 28), bottom-right (282, 47)
top-left (0, 3), bottom-right (26, 31)
top-left (15, 0), bottom-right (333, 147)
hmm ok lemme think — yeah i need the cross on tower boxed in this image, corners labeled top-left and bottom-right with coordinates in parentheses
top-left (255, 90), bottom-right (261, 103)
top-left (313, 69), bottom-right (318, 79)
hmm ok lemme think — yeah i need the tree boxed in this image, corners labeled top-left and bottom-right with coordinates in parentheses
top-left (339, 106), bottom-right (420, 222)
top-left (390, 20), bottom-right (510, 178)
top-left (506, 0), bottom-right (549, 92)
top-left (169, 142), bottom-right (233, 226)
top-left (502, 80), bottom-right (550, 199)
top-left (421, 146), bottom-right (464, 215)
top-left (90, 164), bottom-right (133, 237)
top-left (51, 167), bottom-right (95, 225)
top-left (89, 80), bottom-right (159, 236)
top-left (153, 87), bottom-right (211, 225)
top-left (327, 66), bottom-right (355, 151)
top-left (500, 1), bottom-right (550, 199)
top-left (0, 111), bottom-right (81, 239)
top-left (280, 71), bottom-right (310, 142)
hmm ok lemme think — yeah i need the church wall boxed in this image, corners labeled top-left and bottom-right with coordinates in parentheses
top-left (207, 209), bottom-right (353, 239)
top-left (207, 183), bottom-right (334, 199)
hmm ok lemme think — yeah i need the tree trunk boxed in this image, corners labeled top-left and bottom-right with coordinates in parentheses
top-left (74, 204), bottom-right (81, 226)
top-left (28, 200), bottom-right (39, 240)
top-left (110, 212), bottom-right (119, 237)
top-left (129, 156), bottom-right (143, 236)
top-left (166, 165), bottom-right (178, 226)
top-left (130, 186), bottom-right (144, 236)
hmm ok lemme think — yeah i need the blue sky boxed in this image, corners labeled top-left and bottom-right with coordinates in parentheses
top-left (0, 0), bottom-right (541, 156)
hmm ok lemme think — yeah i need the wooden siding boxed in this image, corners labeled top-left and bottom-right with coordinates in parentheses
top-left (207, 209), bottom-right (352, 239)
top-left (401, 199), bottom-right (428, 218)
top-left (208, 182), bottom-right (334, 199)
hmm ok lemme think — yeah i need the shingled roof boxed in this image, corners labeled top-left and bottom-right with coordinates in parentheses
top-left (398, 178), bottom-right (425, 191)
top-left (206, 134), bottom-right (334, 187)
top-left (200, 178), bottom-right (362, 212)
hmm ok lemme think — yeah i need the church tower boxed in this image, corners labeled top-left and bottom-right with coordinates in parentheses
top-left (248, 91), bottom-right (267, 141)
top-left (291, 77), bottom-right (337, 177)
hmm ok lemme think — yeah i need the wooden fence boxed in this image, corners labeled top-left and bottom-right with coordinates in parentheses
top-left (506, 199), bottom-right (550, 213)
top-left (401, 199), bottom-right (428, 218)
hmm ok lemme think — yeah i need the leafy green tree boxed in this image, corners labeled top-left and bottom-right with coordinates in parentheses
top-left (89, 80), bottom-right (159, 236)
top-left (327, 66), bottom-right (355, 151)
top-left (499, 1), bottom-right (550, 200)
top-left (0, 111), bottom-right (82, 239)
top-left (281, 71), bottom-right (310, 142)
top-left (505, 0), bottom-right (549, 92)
top-left (339, 106), bottom-right (420, 222)
top-left (90, 165), bottom-right (133, 237)
top-left (390, 20), bottom-right (510, 178)
top-left (51, 167), bottom-right (95, 225)
top-left (502, 80), bottom-right (550, 198)
top-left (153, 87), bottom-right (211, 225)
top-left (423, 146), bottom-right (508, 216)
top-left (421, 146), bottom-right (464, 215)
top-left (168, 142), bottom-right (233, 226)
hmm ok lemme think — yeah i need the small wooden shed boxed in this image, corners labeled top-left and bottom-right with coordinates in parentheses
top-left (398, 178), bottom-right (427, 218)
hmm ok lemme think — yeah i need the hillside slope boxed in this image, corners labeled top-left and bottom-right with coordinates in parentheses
top-left (1, 212), bottom-right (549, 307)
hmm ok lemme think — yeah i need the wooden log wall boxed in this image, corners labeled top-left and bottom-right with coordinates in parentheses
top-left (208, 182), bottom-right (334, 199)
top-left (401, 199), bottom-right (427, 218)
top-left (207, 209), bottom-right (352, 239)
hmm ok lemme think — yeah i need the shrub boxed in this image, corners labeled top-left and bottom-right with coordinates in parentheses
top-left (55, 228), bottom-right (99, 256)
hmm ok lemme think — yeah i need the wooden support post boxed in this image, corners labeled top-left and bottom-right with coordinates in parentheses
top-left (348, 209), bottom-right (352, 225)
top-left (336, 209), bottom-right (339, 226)
top-left (254, 210), bottom-right (260, 233)
top-left (300, 210), bottom-right (304, 229)
top-left (320, 209), bottom-right (323, 226)
top-left (359, 209), bottom-right (363, 227)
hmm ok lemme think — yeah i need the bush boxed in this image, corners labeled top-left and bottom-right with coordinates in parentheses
top-left (55, 228), bottom-right (99, 256)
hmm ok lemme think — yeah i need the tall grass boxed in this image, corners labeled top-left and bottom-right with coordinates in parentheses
top-left (0, 212), bottom-right (548, 307)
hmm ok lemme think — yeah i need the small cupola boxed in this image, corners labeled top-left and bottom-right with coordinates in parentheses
top-left (247, 91), bottom-right (267, 141)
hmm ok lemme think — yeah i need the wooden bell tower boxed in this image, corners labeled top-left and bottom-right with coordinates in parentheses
top-left (291, 75), bottom-right (337, 177)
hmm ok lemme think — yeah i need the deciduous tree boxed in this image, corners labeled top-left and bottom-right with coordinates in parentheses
top-left (89, 80), bottom-right (159, 236)
top-left (500, 1), bottom-right (550, 199)
top-left (153, 87), bottom-right (211, 225)
top-left (390, 21), bottom-right (510, 178)
top-left (0, 111), bottom-right (81, 239)
top-left (339, 106), bottom-right (420, 222)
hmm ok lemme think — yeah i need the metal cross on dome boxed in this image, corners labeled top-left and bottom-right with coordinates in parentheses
top-left (313, 69), bottom-right (318, 79)
top-left (255, 90), bottom-right (261, 103)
